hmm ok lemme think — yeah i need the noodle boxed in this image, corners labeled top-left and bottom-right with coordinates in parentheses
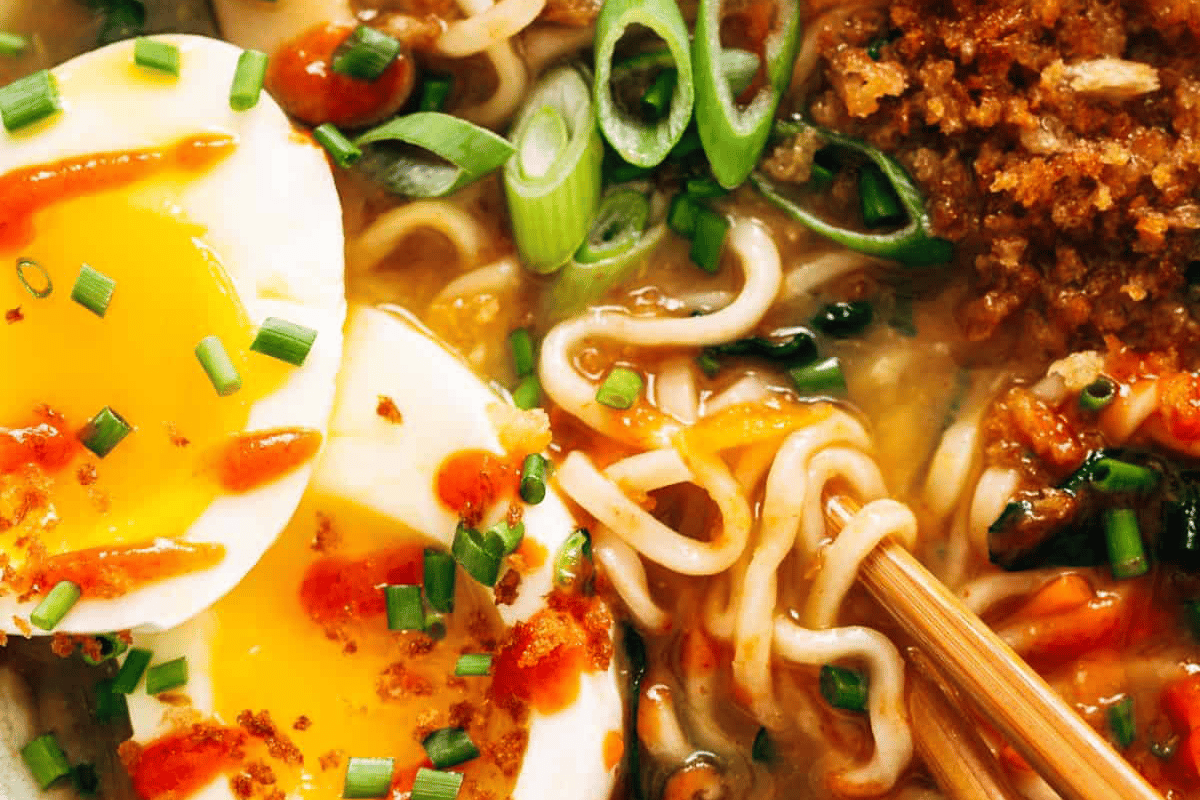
top-left (437, 0), bottom-right (546, 57)
top-left (592, 526), bottom-right (672, 632)
top-left (351, 200), bottom-right (487, 276)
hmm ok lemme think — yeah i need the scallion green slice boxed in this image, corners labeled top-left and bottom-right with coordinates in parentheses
top-left (70, 264), bottom-right (115, 317)
top-left (859, 163), bottom-right (904, 228)
top-left (79, 406), bottom-right (132, 458)
top-left (112, 648), bottom-right (153, 694)
top-left (454, 653), bottom-right (492, 677)
top-left (144, 656), bottom-right (188, 695)
top-left (424, 612), bottom-right (447, 640)
top-left (788, 356), bottom-right (846, 397)
top-left (344, 757), bottom-right (394, 799)
top-left (0, 32), bottom-right (29, 57)
top-left (545, 222), bottom-right (666, 320)
top-left (385, 584), bottom-right (425, 631)
top-left (133, 37), bottom-right (180, 76)
top-left (597, 366), bottom-right (643, 409)
top-left (313, 123), bottom-right (362, 169)
top-left (423, 549), bottom-right (456, 613)
top-left (484, 520), bottom-right (524, 556)
top-left (30, 580), bottom-right (81, 631)
top-left (751, 727), bottom-right (775, 763)
top-left (594, 0), bottom-right (693, 168)
top-left (667, 193), bottom-right (700, 238)
top-left (1080, 377), bottom-right (1116, 414)
top-left (356, 112), bottom-right (514, 199)
top-left (696, 352), bottom-right (721, 378)
top-left (419, 75), bottom-right (453, 112)
top-left (72, 762), bottom-right (101, 797)
top-left (512, 374), bottom-right (541, 410)
top-left (422, 728), bottom-right (479, 769)
top-left (689, 206), bottom-right (729, 274)
top-left (504, 65), bottom-right (603, 274)
top-left (16, 258), bottom-right (51, 298)
top-left (1105, 508), bottom-right (1148, 580)
top-left (1108, 696), bottom-right (1135, 749)
top-left (0, 69), bottom-right (60, 132)
top-left (554, 527), bottom-right (592, 591)
top-left (21, 734), bottom-right (71, 789)
top-left (331, 25), bottom-right (401, 81)
top-left (575, 188), bottom-right (650, 264)
top-left (79, 632), bottom-right (129, 666)
top-left (452, 522), bottom-right (504, 587)
top-left (411, 768), bottom-right (463, 800)
top-left (820, 664), bottom-right (868, 711)
top-left (250, 316), bottom-right (317, 365)
top-left (641, 68), bottom-right (676, 118)
top-left (229, 49), bottom-right (268, 111)
top-left (508, 328), bottom-right (535, 378)
top-left (520, 453), bottom-right (547, 505)
top-left (94, 678), bottom-right (128, 723)
top-left (1089, 458), bottom-right (1158, 494)
top-left (195, 335), bottom-right (242, 397)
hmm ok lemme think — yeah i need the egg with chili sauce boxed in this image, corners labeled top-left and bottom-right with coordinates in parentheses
top-left (121, 307), bottom-right (622, 800)
top-left (0, 35), bottom-right (345, 634)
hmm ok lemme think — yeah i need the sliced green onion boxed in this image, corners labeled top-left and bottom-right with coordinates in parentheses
top-left (859, 164), bottom-right (904, 228)
top-left (411, 767), bottom-right (463, 800)
top-left (133, 37), bottom-right (180, 76)
top-left (597, 366), bottom-right (643, 409)
top-left (1104, 508), bottom-right (1148, 580)
top-left (419, 75), bottom-right (453, 112)
top-left (1108, 696), bottom-right (1135, 749)
top-left (313, 123), bottom-right (362, 169)
top-left (454, 653), bottom-right (492, 677)
top-left (112, 648), bottom-right (152, 694)
top-left (424, 612), bottom-right (447, 640)
top-left (70, 264), bottom-right (115, 317)
top-left (385, 584), bottom-right (425, 631)
top-left (0, 32), bottom-right (29, 57)
top-left (229, 49), bottom-right (269, 111)
top-left (0, 69), bottom-right (60, 132)
top-left (689, 206), bottom-right (729, 273)
top-left (504, 66), bottom-right (603, 274)
top-left (575, 188), bottom-right (651, 264)
top-left (509, 328), bottom-right (536, 378)
top-left (80, 632), bottom-right (130, 666)
top-left (751, 727), bottom-right (775, 763)
top-left (79, 406), bottom-right (132, 458)
top-left (512, 375), bottom-right (541, 410)
top-left (544, 224), bottom-right (666, 320)
top-left (890, 295), bottom-right (917, 336)
top-left (594, 0), bottom-right (693, 167)
top-left (1185, 599), bottom-right (1200, 641)
top-left (1080, 377), bottom-right (1116, 413)
top-left (813, 300), bottom-right (873, 338)
top-left (423, 549), bottom-right (456, 613)
top-left (696, 352), bottom-right (722, 378)
top-left (668, 193), bottom-right (701, 238)
top-left (819, 664), bottom-right (868, 711)
top-left (422, 728), bottom-right (479, 769)
top-left (686, 177), bottom-right (728, 199)
top-left (21, 734), bottom-right (71, 790)
top-left (707, 327), bottom-right (817, 365)
top-left (520, 453), bottom-right (547, 505)
top-left (250, 317), bottom-right (317, 366)
top-left (1150, 736), bottom-right (1179, 760)
top-left (484, 520), bottom-right (524, 556)
top-left (641, 68), bottom-right (676, 118)
top-left (554, 527), bottom-right (593, 590)
top-left (94, 678), bottom-right (128, 723)
top-left (16, 258), bottom-right (51, 298)
top-left (96, 0), bottom-right (145, 46)
top-left (144, 656), bottom-right (188, 695)
top-left (452, 522), bottom-right (503, 586)
top-left (789, 356), bottom-right (846, 397)
top-left (1090, 458), bottom-right (1158, 493)
top-left (721, 48), bottom-right (761, 96)
top-left (754, 121), bottom-right (954, 267)
top-left (195, 335), bottom-right (242, 397)
top-left (693, 0), bottom-right (801, 188)
top-left (30, 580), bottom-right (81, 631)
top-left (343, 757), bottom-right (394, 799)
top-left (622, 623), bottom-right (647, 798)
top-left (331, 25), bottom-right (401, 81)
top-left (73, 763), bottom-right (100, 797)
top-left (356, 112), bottom-right (515, 199)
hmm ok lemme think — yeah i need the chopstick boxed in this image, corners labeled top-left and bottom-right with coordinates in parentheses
top-left (907, 649), bottom-right (1023, 800)
top-left (825, 495), bottom-right (1163, 800)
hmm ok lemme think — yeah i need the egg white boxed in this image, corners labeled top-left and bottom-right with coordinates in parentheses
top-left (0, 35), bottom-right (346, 634)
top-left (127, 306), bottom-right (623, 800)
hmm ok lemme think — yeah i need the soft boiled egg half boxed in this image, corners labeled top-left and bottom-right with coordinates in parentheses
top-left (123, 306), bottom-right (624, 800)
top-left (0, 35), bottom-right (345, 634)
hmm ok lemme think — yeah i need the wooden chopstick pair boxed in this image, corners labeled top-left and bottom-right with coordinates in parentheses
top-left (824, 496), bottom-right (1164, 800)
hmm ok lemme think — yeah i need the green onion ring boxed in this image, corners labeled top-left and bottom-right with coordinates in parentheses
top-left (575, 188), bottom-right (651, 264)
top-left (543, 222), bottom-right (666, 321)
top-left (16, 258), bottom-right (51, 298)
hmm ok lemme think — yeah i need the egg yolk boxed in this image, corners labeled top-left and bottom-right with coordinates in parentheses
top-left (0, 148), bottom-right (288, 581)
top-left (207, 494), bottom-right (527, 800)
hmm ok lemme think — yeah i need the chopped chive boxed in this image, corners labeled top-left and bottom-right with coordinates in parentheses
top-left (820, 664), bottom-right (868, 711)
top-left (424, 612), bottom-right (447, 640)
top-left (1105, 508), bottom-right (1148, 580)
top-left (554, 527), bottom-right (593, 591)
top-left (696, 352), bottom-right (721, 378)
top-left (667, 193), bottom-right (700, 238)
top-left (80, 632), bottom-right (129, 666)
top-left (94, 678), bottom-right (129, 723)
top-left (686, 176), bottom-right (728, 199)
top-left (229, 49), bottom-right (268, 111)
top-left (133, 38), bottom-right (180, 76)
top-left (419, 75), bottom-right (453, 112)
top-left (423, 549), bottom-right (456, 613)
top-left (70, 264), bottom-right (116, 317)
top-left (30, 580), bottom-right (80, 631)
top-left (1108, 696), bottom-right (1135, 749)
top-left (331, 25), bottom-right (401, 81)
top-left (789, 356), bottom-right (846, 397)
top-left (411, 767), bottom-right (463, 800)
top-left (520, 453), bottom-right (547, 505)
top-left (0, 69), bottom-right (60, 132)
top-left (454, 653), bottom-right (492, 677)
top-left (112, 648), bottom-right (152, 694)
top-left (1080, 377), bottom-right (1116, 413)
top-left (313, 123), bottom-right (362, 169)
top-left (751, 727), bottom-right (775, 763)
top-left (422, 728), bottom-right (479, 769)
top-left (144, 657), bottom-right (187, 695)
top-left (812, 300), bottom-right (873, 338)
top-left (596, 366), bottom-right (643, 409)
top-left (509, 328), bottom-right (535, 378)
top-left (1185, 599), bottom-right (1200, 641)
top-left (484, 520), bottom-right (524, 556)
top-left (858, 163), bottom-right (905, 228)
top-left (343, 756), bottom-right (394, 799)
top-left (16, 258), bottom-right (51, 298)
top-left (0, 32), bottom-right (28, 57)
top-left (512, 374), bottom-right (541, 410)
top-left (79, 406), bottom-right (132, 458)
top-left (385, 584), bottom-right (425, 631)
top-left (21, 734), bottom-right (71, 789)
top-left (72, 762), bottom-right (100, 797)
top-left (452, 522), bottom-right (504, 587)
top-left (195, 335), bottom-right (242, 397)
top-left (689, 206), bottom-right (729, 273)
top-left (250, 316), bottom-right (317, 365)
top-left (641, 68), bottom-right (676, 118)
top-left (1089, 458), bottom-right (1158, 493)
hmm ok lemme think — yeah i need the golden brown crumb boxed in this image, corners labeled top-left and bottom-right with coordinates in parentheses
top-left (292, 716), bottom-right (311, 732)
top-left (448, 701), bottom-right (476, 730)
top-left (486, 404), bottom-right (552, 457)
top-left (12, 616), bottom-right (31, 638)
top-left (494, 569), bottom-right (520, 606)
top-left (50, 632), bottom-right (76, 657)
top-left (376, 396), bottom-right (404, 424)
top-left (488, 730), bottom-right (528, 777)
top-left (117, 740), bottom-right (144, 772)
top-left (407, 634), bottom-right (435, 657)
top-left (237, 710), bottom-right (303, 766)
top-left (0, 630), bottom-right (8, 647)
top-left (166, 422), bottom-right (190, 447)
top-left (76, 463), bottom-right (98, 486)
top-left (505, 502), bottom-right (524, 527)
top-left (412, 709), bottom-right (443, 742)
top-left (311, 512), bottom-right (340, 553)
top-left (157, 692), bottom-right (193, 706)
top-left (231, 773), bottom-right (254, 799)
top-left (377, 663), bottom-right (433, 700)
top-left (5, 307), bottom-right (22, 324)
top-left (318, 750), bottom-right (343, 771)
